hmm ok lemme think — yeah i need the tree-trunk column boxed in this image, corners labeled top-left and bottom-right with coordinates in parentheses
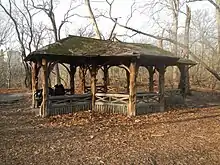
top-left (41, 58), bottom-right (48, 117)
top-left (157, 66), bottom-right (165, 112)
top-left (147, 66), bottom-right (154, 92)
top-left (103, 65), bottom-right (109, 93)
top-left (184, 65), bottom-right (190, 96)
top-left (128, 61), bottom-right (138, 116)
top-left (178, 65), bottom-right (187, 99)
top-left (70, 64), bottom-right (76, 95)
top-left (55, 64), bottom-right (61, 85)
top-left (90, 64), bottom-right (97, 111)
top-left (31, 62), bottom-right (38, 108)
top-left (126, 69), bottom-right (130, 94)
top-left (79, 66), bottom-right (86, 94)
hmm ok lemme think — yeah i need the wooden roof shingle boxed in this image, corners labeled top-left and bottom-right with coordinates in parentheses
top-left (25, 35), bottom-right (196, 66)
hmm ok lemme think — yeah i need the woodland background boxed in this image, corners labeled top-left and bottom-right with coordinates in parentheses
top-left (0, 0), bottom-right (219, 90)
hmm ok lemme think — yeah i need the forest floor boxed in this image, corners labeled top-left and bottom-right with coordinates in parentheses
top-left (0, 88), bottom-right (220, 165)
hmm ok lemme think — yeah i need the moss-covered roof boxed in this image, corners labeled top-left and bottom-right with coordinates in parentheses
top-left (27, 35), bottom-right (173, 57)
top-left (25, 35), bottom-right (196, 66)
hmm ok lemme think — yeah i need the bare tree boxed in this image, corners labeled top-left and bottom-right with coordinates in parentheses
top-left (170, 0), bottom-right (180, 56)
top-left (189, 9), bottom-right (219, 87)
top-left (99, 0), bottom-right (220, 83)
top-left (0, 49), bottom-right (7, 87)
top-left (216, 0), bottom-right (220, 56)
top-left (31, 0), bottom-right (82, 85)
top-left (77, 23), bottom-right (95, 37)
top-left (179, 5), bottom-right (191, 94)
top-left (32, 23), bottom-right (49, 50)
top-left (31, 0), bottom-right (61, 85)
top-left (0, 0), bottom-right (34, 87)
top-left (0, 0), bottom-right (54, 88)
top-left (0, 17), bottom-right (13, 47)
top-left (6, 52), bottom-right (12, 88)
top-left (187, 0), bottom-right (220, 56)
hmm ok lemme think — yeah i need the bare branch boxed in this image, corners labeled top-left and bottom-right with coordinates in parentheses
top-left (187, 0), bottom-right (220, 12)
top-left (0, 0), bottom-right (26, 57)
top-left (58, 2), bottom-right (82, 39)
top-left (85, 0), bottom-right (102, 39)
top-left (108, 18), bottom-right (117, 40)
top-left (125, 0), bottom-right (137, 26)
top-left (31, 0), bottom-right (58, 41)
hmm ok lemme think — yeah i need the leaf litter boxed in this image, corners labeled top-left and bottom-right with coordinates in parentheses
top-left (0, 90), bottom-right (220, 164)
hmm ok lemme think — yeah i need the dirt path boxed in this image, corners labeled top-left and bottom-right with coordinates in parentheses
top-left (0, 91), bottom-right (220, 164)
top-left (0, 93), bottom-right (28, 104)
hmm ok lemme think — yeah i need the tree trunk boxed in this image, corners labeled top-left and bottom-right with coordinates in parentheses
top-left (90, 64), bottom-right (97, 111)
top-left (55, 63), bottom-right (61, 85)
top-left (40, 58), bottom-right (48, 117)
top-left (79, 66), bottom-right (86, 94)
top-left (170, 0), bottom-right (180, 82)
top-left (126, 69), bottom-right (130, 94)
top-left (70, 64), bottom-right (76, 94)
top-left (31, 62), bottom-right (38, 108)
top-left (23, 62), bottom-right (32, 89)
top-left (128, 60), bottom-right (138, 116)
top-left (183, 5), bottom-right (191, 95)
top-left (147, 66), bottom-right (154, 92)
top-left (178, 65), bottom-right (186, 98)
top-left (103, 65), bottom-right (109, 93)
top-left (7, 56), bottom-right (11, 88)
top-left (217, 0), bottom-right (220, 56)
top-left (157, 66), bottom-right (165, 112)
top-left (85, 0), bottom-right (102, 39)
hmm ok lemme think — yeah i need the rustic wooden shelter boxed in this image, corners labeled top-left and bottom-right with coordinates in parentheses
top-left (25, 35), bottom-right (196, 117)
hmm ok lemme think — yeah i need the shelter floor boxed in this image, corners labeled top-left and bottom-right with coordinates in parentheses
top-left (1, 89), bottom-right (220, 165)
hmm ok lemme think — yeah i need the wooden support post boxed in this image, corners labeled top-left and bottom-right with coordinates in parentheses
top-left (31, 62), bottom-right (38, 108)
top-left (157, 66), bottom-right (165, 112)
top-left (103, 65), bottom-right (109, 93)
top-left (147, 66), bottom-right (154, 92)
top-left (126, 69), bottom-right (130, 94)
top-left (79, 66), bottom-right (86, 94)
top-left (178, 65), bottom-right (187, 99)
top-left (40, 58), bottom-right (48, 117)
top-left (128, 60), bottom-right (138, 116)
top-left (90, 64), bottom-right (97, 111)
top-left (70, 64), bottom-right (76, 94)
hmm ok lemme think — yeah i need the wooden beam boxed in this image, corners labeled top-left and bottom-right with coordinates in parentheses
top-left (103, 65), bottom-right (109, 93)
top-left (90, 64), bottom-right (97, 111)
top-left (31, 62), bottom-right (38, 108)
top-left (128, 60), bottom-right (138, 116)
top-left (147, 66), bottom-right (154, 92)
top-left (157, 66), bottom-right (165, 112)
top-left (70, 64), bottom-right (76, 94)
top-left (119, 64), bottom-right (130, 73)
top-left (61, 63), bottom-right (71, 74)
top-left (40, 58), bottom-right (48, 117)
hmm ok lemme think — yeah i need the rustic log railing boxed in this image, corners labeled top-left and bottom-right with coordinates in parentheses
top-left (164, 89), bottom-right (181, 97)
top-left (47, 94), bottom-right (92, 116)
top-left (136, 92), bottom-right (160, 104)
top-left (85, 85), bottom-right (122, 93)
top-left (136, 92), bottom-right (161, 115)
top-left (85, 85), bottom-right (105, 93)
top-left (164, 89), bottom-right (184, 107)
top-left (95, 93), bottom-right (129, 114)
top-left (107, 86), bottom-right (118, 93)
top-left (45, 89), bottom-right (182, 116)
